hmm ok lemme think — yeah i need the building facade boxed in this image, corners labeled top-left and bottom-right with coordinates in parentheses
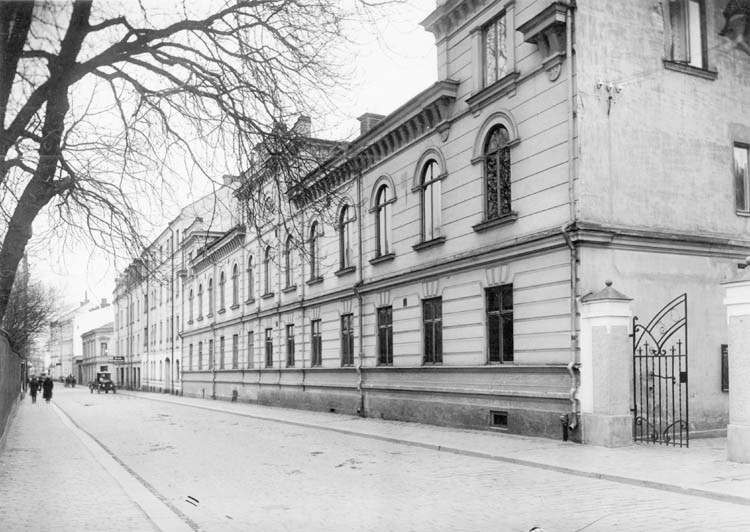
top-left (81, 322), bottom-right (114, 384)
top-left (117, 0), bottom-right (750, 443)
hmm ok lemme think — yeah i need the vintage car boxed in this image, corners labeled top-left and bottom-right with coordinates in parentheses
top-left (90, 372), bottom-right (116, 394)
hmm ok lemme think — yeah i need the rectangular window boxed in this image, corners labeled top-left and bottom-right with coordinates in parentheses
top-left (208, 339), bottom-right (214, 370)
top-left (377, 306), bottom-right (393, 365)
top-left (198, 341), bottom-right (203, 371)
top-left (311, 319), bottom-right (322, 367)
top-left (232, 334), bottom-right (239, 369)
top-left (189, 343), bottom-right (194, 371)
top-left (483, 13), bottom-right (508, 87)
top-left (219, 336), bottom-right (225, 369)
top-left (668, 0), bottom-right (706, 69)
top-left (735, 144), bottom-right (750, 213)
top-left (722, 344), bottom-right (729, 392)
top-left (265, 328), bottom-right (273, 368)
top-left (341, 314), bottom-right (354, 366)
top-left (247, 331), bottom-right (254, 368)
top-left (486, 284), bottom-right (514, 362)
top-left (286, 324), bottom-right (295, 367)
top-left (423, 298), bottom-right (443, 364)
top-left (101, 342), bottom-right (108, 358)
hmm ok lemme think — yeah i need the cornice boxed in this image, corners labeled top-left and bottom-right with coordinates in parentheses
top-left (192, 226), bottom-right (246, 273)
top-left (290, 80), bottom-right (460, 206)
top-left (421, 0), bottom-right (496, 41)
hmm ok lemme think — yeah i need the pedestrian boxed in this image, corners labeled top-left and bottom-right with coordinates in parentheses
top-left (42, 376), bottom-right (54, 403)
top-left (29, 376), bottom-right (39, 404)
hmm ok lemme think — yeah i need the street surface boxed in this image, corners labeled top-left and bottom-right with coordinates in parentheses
top-left (2, 387), bottom-right (750, 531)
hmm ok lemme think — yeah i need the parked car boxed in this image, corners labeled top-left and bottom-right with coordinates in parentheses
top-left (90, 372), bottom-right (116, 394)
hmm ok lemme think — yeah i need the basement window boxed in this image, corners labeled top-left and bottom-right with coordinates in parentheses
top-left (490, 410), bottom-right (508, 428)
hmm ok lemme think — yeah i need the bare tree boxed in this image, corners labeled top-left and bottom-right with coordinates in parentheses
top-left (1, 256), bottom-right (56, 356)
top-left (0, 0), bottom-right (387, 321)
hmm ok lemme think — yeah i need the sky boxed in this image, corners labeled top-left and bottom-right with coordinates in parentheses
top-left (28, 1), bottom-right (438, 308)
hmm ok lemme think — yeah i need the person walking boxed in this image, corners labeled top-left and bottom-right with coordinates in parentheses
top-left (28, 376), bottom-right (39, 404)
top-left (42, 376), bottom-right (54, 403)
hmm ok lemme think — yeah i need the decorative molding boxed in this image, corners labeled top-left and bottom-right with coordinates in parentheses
top-left (485, 264), bottom-right (510, 287)
top-left (421, 279), bottom-right (440, 299)
top-left (334, 266), bottom-right (356, 277)
top-left (369, 253), bottom-right (395, 265)
top-left (306, 277), bottom-right (324, 287)
top-left (413, 236), bottom-right (446, 252)
top-left (517, 2), bottom-right (568, 82)
top-left (377, 291), bottom-right (391, 307)
top-left (421, 0), bottom-right (499, 41)
top-left (472, 212), bottom-right (518, 233)
top-left (466, 71), bottom-right (520, 114)
top-left (341, 299), bottom-right (353, 315)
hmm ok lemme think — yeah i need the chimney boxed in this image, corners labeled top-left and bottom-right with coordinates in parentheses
top-left (357, 113), bottom-right (385, 135)
top-left (292, 115), bottom-right (312, 137)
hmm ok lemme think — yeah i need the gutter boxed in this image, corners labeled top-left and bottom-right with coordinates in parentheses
top-left (356, 170), bottom-right (366, 417)
top-left (563, 1), bottom-right (581, 435)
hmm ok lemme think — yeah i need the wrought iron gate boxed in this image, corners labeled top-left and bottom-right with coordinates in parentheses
top-left (632, 293), bottom-right (689, 447)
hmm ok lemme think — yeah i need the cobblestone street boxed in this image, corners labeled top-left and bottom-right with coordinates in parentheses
top-left (2, 388), bottom-right (750, 531)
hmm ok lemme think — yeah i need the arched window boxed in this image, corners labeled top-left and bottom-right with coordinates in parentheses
top-left (197, 284), bottom-right (203, 318)
top-left (484, 125), bottom-right (512, 219)
top-left (283, 237), bottom-right (295, 288)
top-left (376, 184), bottom-right (392, 256)
top-left (219, 271), bottom-right (226, 310)
top-left (264, 247), bottom-right (273, 294)
top-left (232, 263), bottom-right (239, 306)
top-left (247, 256), bottom-right (254, 300)
top-left (421, 160), bottom-right (441, 241)
top-left (309, 222), bottom-right (320, 279)
top-left (339, 205), bottom-right (353, 269)
top-left (208, 278), bottom-right (214, 315)
top-left (189, 289), bottom-right (194, 321)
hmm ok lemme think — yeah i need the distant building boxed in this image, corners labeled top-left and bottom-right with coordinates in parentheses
top-left (81, 322), bottom-right (114, 385)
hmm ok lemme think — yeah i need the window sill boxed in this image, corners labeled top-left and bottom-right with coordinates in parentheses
top-left (206, 312), bottom-right (213, 319)
top-left (306, 277), bottom-right (323, 286)
top-left (282, 285), bottom-right (297, 294)
top-left (412, 236), bottom-right (446, 252)
top-left (218, 308), bottom-right (226, 315)
top-left (245, 298), bottom-right (255, 305)
top-left (369, 253), bottom-right (395, 266)
top-left (663, 60), bottom-right (717, 81)
top-left (261, 292), bottom-right (275, 300)
top-left (472, 212), bottom-right (518, 233)
top-left (736, 210), bottom-right (750, 217)
top-left (197, 316), bottom-right (203, 322)
top-left (334, 266), bottom-right (356, 277)
top-left (230, 304), bottom-right (240, 310)
top-left (466, 71), bottom-right (520, 113)
top-left (187, 319), bottom-right (194, 325)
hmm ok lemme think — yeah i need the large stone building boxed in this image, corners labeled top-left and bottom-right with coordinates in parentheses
top-left (114, 0), bottom-right (750, 444)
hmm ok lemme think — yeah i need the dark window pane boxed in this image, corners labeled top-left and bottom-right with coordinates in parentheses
top-left (488, 316), bottom-right (500, 362)
top-left (502, 313), bottom-right (514, 362)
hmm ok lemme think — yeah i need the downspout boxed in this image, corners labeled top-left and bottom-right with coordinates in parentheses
top-left (355, 169), bottom-right (366, 417)
top-left (562, 1), bottom-right (580, 435)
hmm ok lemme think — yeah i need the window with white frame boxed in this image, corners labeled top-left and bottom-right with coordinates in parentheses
top-left (339, 205), bottom-right (353, 270)
top-left (208, 277), bottom-right (214, 314)
top-left (483, 12), bottom-right (508, 87)
top-left (285, 236), bottom-right (295, 287)
top-left (247, 256), bottom-right (254, 300)
top-left (219, 271), bottom-right (226, 310)
top-left (421, 160), bottom-right (442, 242)
top-left (375, 185), bottom-right (392, 256)
top-left (232, 263), bottom-right (239, 306)
top-left (309, 222), bottom-right (320, 280)
top-left (264, 247), bottom-right (273, 295)
top-left (735, 144), bottom-right (750, 214)
top-left (197, 283), bottom-right (203, 318)
top-left (484, 125), bottom-right (512, 220)
top-left (667, 0), bottom-right (707, 69)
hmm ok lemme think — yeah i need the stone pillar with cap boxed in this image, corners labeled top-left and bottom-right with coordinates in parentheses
top-left (579, 280), bottom-right (633, 447)
top-left (723, 262), bottom-right (750, 463)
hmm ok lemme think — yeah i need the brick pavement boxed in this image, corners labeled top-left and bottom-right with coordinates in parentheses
top-left (125, 389), bottom-right (750, 506)
top-left (0, 393), bottom-right (181, 532)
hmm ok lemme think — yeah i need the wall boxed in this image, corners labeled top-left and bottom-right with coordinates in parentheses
top-left (0, 332), bottom-right (22, 447)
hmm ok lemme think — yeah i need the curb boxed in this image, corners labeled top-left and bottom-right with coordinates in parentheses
top-left (122, 392), bottom-right (750, 507)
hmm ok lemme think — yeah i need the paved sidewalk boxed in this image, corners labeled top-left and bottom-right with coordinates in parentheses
top-left (126, 390), bottom-right (750, 506)
top-left (0, 394), bottom-right (162, 532)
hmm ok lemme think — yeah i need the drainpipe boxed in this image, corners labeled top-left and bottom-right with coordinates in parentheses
top-left (562, 1), bottom-right (580, 435)
top-left (355, 169), bottom-right (366, 417)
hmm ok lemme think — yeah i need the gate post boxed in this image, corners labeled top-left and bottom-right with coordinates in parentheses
top-left (723, 272), bottom-right (750, 463)
top-left (580, 281), bottom-right (633, 447)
